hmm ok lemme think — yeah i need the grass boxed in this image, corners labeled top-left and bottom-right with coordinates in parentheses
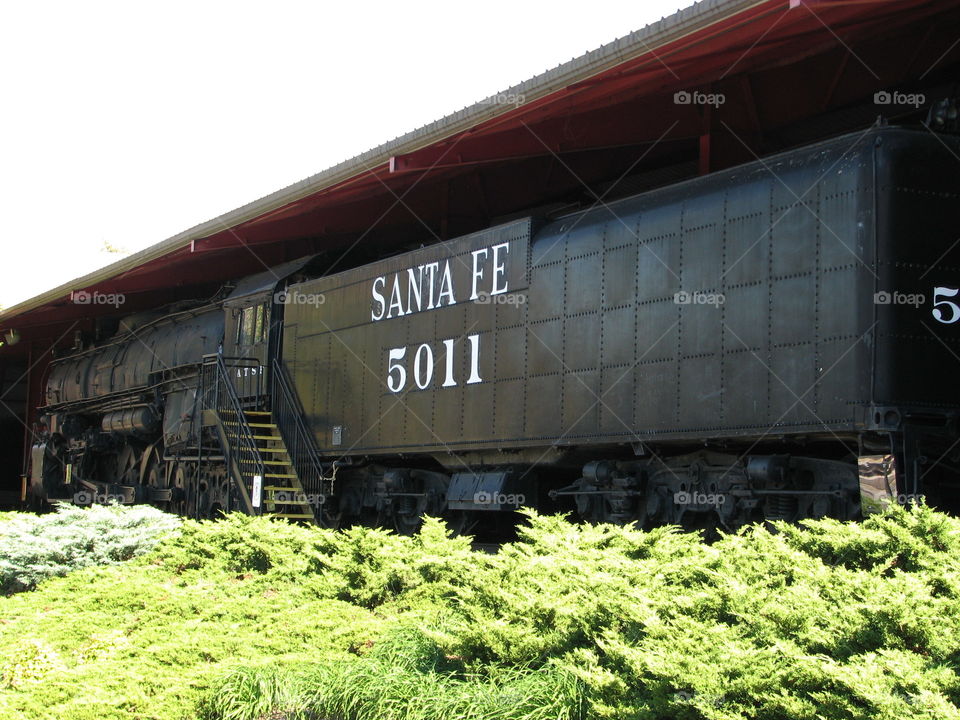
top-left (0, 504), bottom-right (959, 719)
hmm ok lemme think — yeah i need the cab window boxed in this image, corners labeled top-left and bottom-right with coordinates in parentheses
top-left (236, 303), bottom-right (267, 345)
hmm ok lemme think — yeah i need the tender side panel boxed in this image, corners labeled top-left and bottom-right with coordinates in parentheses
top-left (284, 133), bottom-right (880, 457)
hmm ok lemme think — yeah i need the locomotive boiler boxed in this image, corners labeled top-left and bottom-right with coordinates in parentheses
top-left (30, 126), bottom-right (960, 534)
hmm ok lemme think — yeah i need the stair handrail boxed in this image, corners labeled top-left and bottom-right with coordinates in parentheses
top-left (200, 354), bottom-right (267, 512)
top-left (270, 357), bottom-right (329, 499)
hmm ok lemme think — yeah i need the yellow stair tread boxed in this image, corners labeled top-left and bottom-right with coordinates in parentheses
top-left (263, 485), bottom-right (300, 491)
top-left (252, 434), bottom-right (280, 440)
top-left (263, 460), bottom-right (294, 466)
top-left (264, 473), bottom-right (297, 478)
top-left (256, 447), bottom-right (289, 453)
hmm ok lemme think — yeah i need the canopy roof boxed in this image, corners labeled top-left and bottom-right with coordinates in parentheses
top-left (2, 0), bottom-right (958, 354)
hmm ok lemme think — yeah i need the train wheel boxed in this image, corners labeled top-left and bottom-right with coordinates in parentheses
top-left (316, 501), bottom-right (342, 530)
top-left (138, 448), bottom-right (165, 510)
top-left (116, 444), bottom-right (139, 484)
top-left (443, 511), bottom-right (478, 537)
top-left (393, 498), bottom-right (422, 535)
top-left (391, 474), bottom-right (449, 535)
top-left (203, 465), bottom-right (229, 518)
top-left (165, 458), bottom-right (189, 516)
top-left (146, 457), bottom-right (163, 492)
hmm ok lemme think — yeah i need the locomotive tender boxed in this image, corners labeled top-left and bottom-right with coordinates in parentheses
top-left (31, 126), bottom-right (960, 532)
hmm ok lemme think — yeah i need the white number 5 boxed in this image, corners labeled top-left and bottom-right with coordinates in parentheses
top-left (932, 286), bottom-right (960, 324)
top-left (387, 347), bottom-right (407, 392)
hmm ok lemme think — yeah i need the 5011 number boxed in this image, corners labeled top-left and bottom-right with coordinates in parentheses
top-left (387, 335), bottom-right (481, 392)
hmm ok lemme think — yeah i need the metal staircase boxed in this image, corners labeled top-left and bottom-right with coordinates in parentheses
top-left (199, 355), bottom-right (318, 522)
top-left (234, 408), bottom-right (315, 520)
top-left (270, 358), bottom-right (331, 505)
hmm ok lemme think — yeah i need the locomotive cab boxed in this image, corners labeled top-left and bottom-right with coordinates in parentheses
top-left (220, 257), bottom-right (316, 405)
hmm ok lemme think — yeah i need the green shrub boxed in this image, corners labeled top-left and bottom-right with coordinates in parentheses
top-left (3, 505), bottom-right (960, 719)
top-left (0, 503), bottom-right (180, 594)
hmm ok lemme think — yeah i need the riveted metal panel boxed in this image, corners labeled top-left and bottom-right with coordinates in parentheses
top-left (277, 129), bottom-right (947, 460)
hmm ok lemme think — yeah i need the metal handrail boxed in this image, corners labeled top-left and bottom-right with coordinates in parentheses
top-left (200, 354), bottom-right (267, 513)
top-left (271, 357), bottom-right (329, 497)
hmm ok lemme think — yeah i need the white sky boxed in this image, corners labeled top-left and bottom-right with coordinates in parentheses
top-left (0, 0), bottom-right (687, 309)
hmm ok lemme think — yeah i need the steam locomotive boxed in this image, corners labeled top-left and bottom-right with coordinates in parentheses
top-left (30, 126), bottom-right (960, 534)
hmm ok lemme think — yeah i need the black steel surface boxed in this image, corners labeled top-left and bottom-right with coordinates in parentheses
top-left (45, 308), bottom-right (224, 407)
top-left (281, 128), bottom-right (960, 459)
